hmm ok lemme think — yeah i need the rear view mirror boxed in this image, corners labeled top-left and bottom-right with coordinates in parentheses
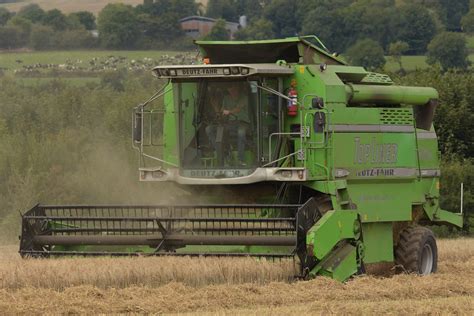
top-left (133, 107), bottom-right (143, 143)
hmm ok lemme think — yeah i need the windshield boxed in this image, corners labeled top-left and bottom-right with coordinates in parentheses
top-left (175, 80), bottom-right (262, 177)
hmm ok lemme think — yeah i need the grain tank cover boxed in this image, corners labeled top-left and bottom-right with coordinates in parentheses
top-left (195, 36), bottom-right (345, 65)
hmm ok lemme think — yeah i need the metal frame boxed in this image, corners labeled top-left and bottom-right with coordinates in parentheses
top-left (19, 199), bottom-right (322, 272)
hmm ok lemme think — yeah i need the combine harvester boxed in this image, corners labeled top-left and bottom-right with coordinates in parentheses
top-left (20, 36), bottom-right (463, 281)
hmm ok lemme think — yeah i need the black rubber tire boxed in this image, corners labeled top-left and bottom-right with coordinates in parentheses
top-left (395, 226), bottom-right (438, 275)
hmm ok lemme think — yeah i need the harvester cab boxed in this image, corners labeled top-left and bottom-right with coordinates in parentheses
top-left (20, 36), bottom-right (463, 282)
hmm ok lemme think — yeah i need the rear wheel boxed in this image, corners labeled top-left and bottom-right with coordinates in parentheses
top-left (395, 226), bottom-right (437, 275)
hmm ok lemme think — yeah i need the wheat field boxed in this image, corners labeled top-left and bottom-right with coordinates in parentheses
top-left (0, 238), bottom-right (472, 314)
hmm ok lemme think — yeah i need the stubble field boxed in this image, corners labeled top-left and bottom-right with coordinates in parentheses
top-left (0, 238), bottom-right (472, 314)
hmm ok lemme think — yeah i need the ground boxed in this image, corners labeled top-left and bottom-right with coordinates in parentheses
top-left (0, 238), bottom-right (472, 314)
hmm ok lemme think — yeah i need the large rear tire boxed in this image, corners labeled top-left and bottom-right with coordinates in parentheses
top-left (395, 226), bottom-right (437, 275)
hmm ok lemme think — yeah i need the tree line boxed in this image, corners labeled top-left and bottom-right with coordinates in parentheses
top-left (0, 1), bottom-right (474, 60)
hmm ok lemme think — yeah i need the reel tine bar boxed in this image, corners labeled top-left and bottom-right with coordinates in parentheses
top-left (20, 204), bottom-right (300, 258)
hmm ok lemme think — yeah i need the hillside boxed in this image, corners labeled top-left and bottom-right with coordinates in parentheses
top-left (0, 0), bottom-right (207, 14)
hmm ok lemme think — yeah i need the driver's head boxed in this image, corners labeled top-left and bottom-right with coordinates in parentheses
top-left (227, 84), bottom-right (243, 98)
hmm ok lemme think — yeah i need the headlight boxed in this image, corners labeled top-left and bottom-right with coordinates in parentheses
top-left (231, 67), bottom-right (240, 75)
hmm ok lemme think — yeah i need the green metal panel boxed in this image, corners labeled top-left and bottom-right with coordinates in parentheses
top-left (163, 83), bottom-right (178, 165)
top-left (346, 84), bottom-right (438, 106)
top-left (362, 222), bottom-right (394, 263)
top-left (306, 210), bottom-right (359, 260)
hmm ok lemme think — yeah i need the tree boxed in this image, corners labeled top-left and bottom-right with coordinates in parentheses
top-left (0, 26), bottom-right (20, 49)
top-left (234, 0), bottom-right (265, 22)
top-left (398, 4), bottom-right (437, 54)
top-left (427, 32), bottom-right (470, 70)
top-left (263, 0), bottom-right (299, 38)
top-left (0, 8), bottom-right (12, 26)
top-left (69, 11), bottom-right (96, 30)
top-left (234, 18), bottom-right (275, 40)
top-left (207, 0), bottom-right (265, 22)
top-left (134, 0), bottom-right (196, 47)
top-left (137, 12), bottom-right (184, 44)
top-left (42, 9), bottom-right (69, 31)
top-left (302, 7), bottom-right (346, 53)
top-left (136, 0), bottom-right (197, 19)
top-left (437, 0), bottom-right (470, 31)
top-left (408, 0), bottom-right (470, 31)
top-left (207, 0), bottom-right (238, 21)
top-left (461, 9), bottom-right (474, 33)
top-left (6, 16), bottom-right (32, 46)
top-left (56, 29), bottom-right (97, 49)
top-left (98, 4), bottom-right (141, 49)
top-left (17, 4), bottom-right (45, 23)
top-left (29, 25), bottom-right (56, 50)
top-left (203, 19), bottom-right (229, 40)
top-left (388, 41), bottom-right (409, 72)
top-left (345, 38), bottom-right (386, 70)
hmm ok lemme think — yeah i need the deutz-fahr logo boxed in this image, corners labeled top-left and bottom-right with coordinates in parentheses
top-left (354, 137), bottom-right (398, 164)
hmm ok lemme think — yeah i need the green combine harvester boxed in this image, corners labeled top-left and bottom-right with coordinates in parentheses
top-left (20, 36), bottom-right (463, 281)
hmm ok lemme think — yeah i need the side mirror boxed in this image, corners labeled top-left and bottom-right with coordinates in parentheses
top-left (312, 97), bottom-right (324, 109)
top-left (133, 107), bottom-right (143, 143)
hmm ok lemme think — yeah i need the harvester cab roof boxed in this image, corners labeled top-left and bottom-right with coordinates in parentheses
top-left (20, 36), bottom-right (463, 282)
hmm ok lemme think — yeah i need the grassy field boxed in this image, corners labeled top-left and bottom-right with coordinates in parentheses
top-left (0, 50), bottom-right (185, 71)
top-left (0, 238), bottom-right (472, 314)
top-left (384, 54), bottom-right (474, 72)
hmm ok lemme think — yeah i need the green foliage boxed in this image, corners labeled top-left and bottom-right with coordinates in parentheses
top-left (42, 9), bottom-right (69, 31)
top-left (55, 29), bottom-right (98, 49)
top-left (234, 18), bottom-right (275, 40)
top-left (17, 3), bottom-right (45, 23)
top-left (98, 3), bottom-right (140, 49)
top-left (136, 0), bottom-right (197, 19)
top-left (427, 32), bottom-right (471, 70)
top-left (68, 11), bottom-right (96, 30)
top-left (207, 0), bottom-right (238, 21)
top-left (7, 15), bottom-right (32, 34)
top-left (137, 12), bottom-right (185, 45)
top-left (0, 26), bottom-right (20, 48)
top-left (437, 0), bottom-right (470, 31)
top-left (440, 160), bottom-right (474, 233)
top-left (398, 4), bottom-right (437, 54)
top-left (389, 41), bottom-right (409, 71)
top-left (300, 0), bottom-right (432, 54)
top-left (462, 9), bottom-right (474, 33)
top-left (345, 38), bottom-right (386, 70)
top-left (393, 69), bottom-right (474, 159)
top-left (134, 0), bottom-right (197, 47)
top-left (29, 25), bottom-right (56, 50)
top-left (263, 0), bottom-right (299, 38)
top-left (0, 7), bottom-right (12, 26)
top-left (0, 74), bottom-right (174, 240)
top-left (203, 19), bottom-right (229, 41)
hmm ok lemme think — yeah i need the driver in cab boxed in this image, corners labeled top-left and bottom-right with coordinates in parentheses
top-left (205, 84), bottom-right (249, 167)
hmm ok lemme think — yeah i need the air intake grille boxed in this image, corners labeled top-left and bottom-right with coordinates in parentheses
top-left (361, 72), bottom-right (394, 85)
top-left (380, 108), bottom-right (414, 125)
